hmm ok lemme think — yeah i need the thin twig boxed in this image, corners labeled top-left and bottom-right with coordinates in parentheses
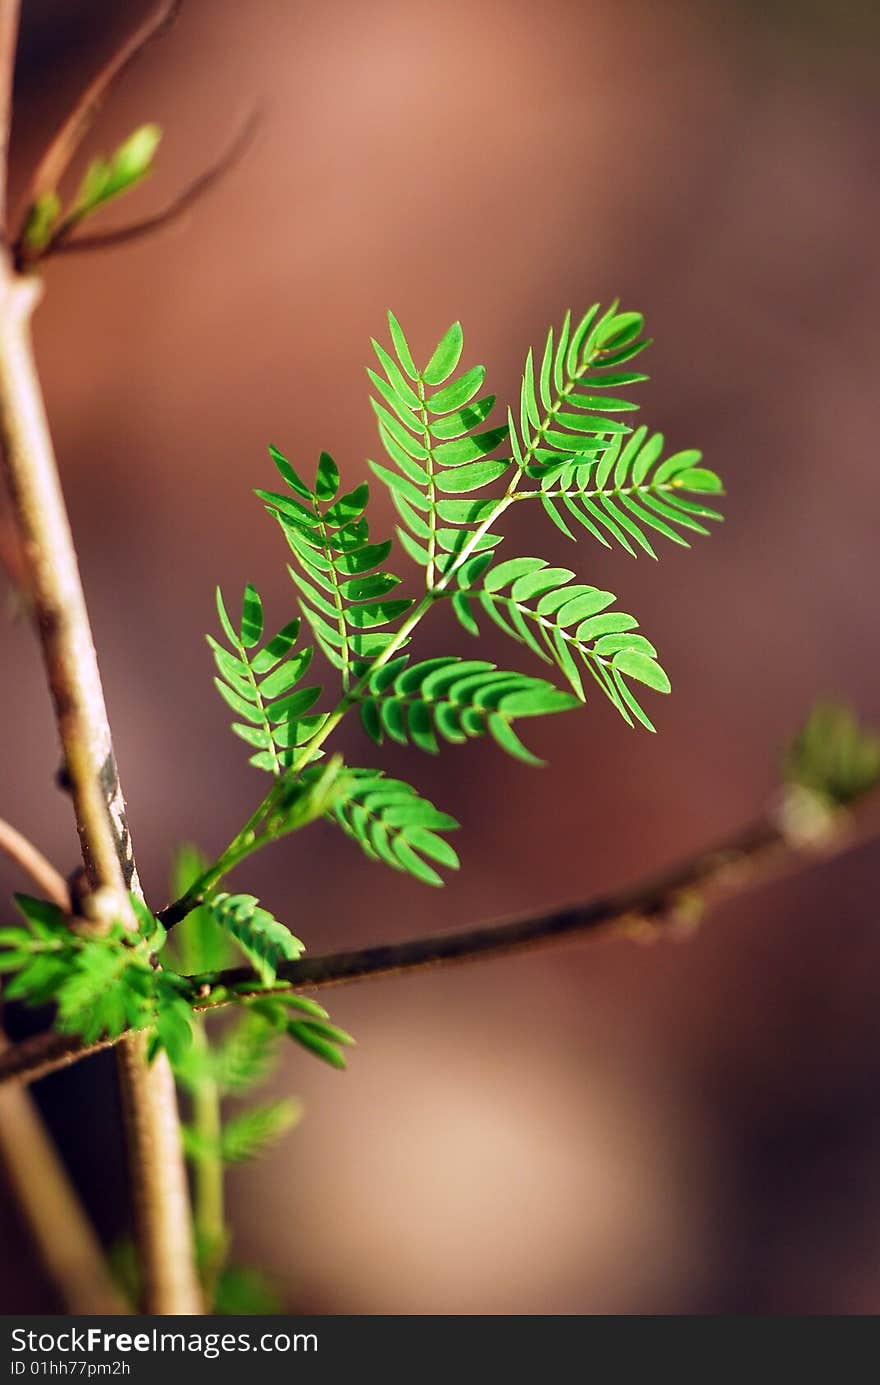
top-left (21, 0), bottom-right (181, 213)
top-left (3, 793), bottom-right (878, 1090)
top-left (0, 0), bottom-right (20, 233)
top-left (0, 816), bottom-right (70, 909)
top-left (43, 110), bottom-right (259, 258)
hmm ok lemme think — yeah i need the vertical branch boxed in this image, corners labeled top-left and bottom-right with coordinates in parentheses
top-left (116, 1032), bottom-right (205, 1312)
top-left (0, 18), bottom-right (201, 1305)
top-left (0, 268), bottom-right (202, 1315)
top-left (0, 275), bottom-right (135, 890)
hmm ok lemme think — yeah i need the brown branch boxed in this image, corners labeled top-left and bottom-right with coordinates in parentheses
top-left (42, 110), bottom-right (259, 258)
top-left (3, 792), bottom-right (878, 1091)
top-left (0, 0), bottom-right (20, 232)
top-left (0, 5), bottom-right (129, 1317)
top-left (0, 251), bottom-right (200, 1312)
top-left (0, 274), bottom-right (139, 893)
top-left (0, 816), bottom-right (70, 909)
top-left (22, 0), bottom-right (181, 212)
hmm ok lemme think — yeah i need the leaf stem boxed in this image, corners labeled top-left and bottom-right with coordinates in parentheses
top-left (416, 376), bottom-right (437, 588)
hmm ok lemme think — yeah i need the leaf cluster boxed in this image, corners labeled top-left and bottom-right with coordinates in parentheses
top-left (199, 302), bottom-right (727, 902)
top-left (0, 893), bottom-right (193, 1063)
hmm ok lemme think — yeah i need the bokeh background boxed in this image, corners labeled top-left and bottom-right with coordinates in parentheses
top-left (2, 0), bottom-right (879, 1314)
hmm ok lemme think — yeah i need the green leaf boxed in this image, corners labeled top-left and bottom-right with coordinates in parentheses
top-left (208, 893), bottom-right (304, 986)
top-left (219, 1099), bottom-right (302, 1162)
top-left (211, 1013), bottom-right (281, 1095)
top-left (423, 322), bottom-right (464, 385)
top-left (784, 702), bottom-right (880, 807)
top-left (211, 587), bottom-right (321, 774)
top-left (268, 445), bottom-right (312, 499)
top-left (426, 365), bottom-right (486, 414)
top-left (455, 555), bottom-right (672, 723)
top-left (357, 658), bottom-right (578, 765)
top-left (331, 768), bottom-right (459, 886)
top-left (428, 395), bottom-right (496, 440)
top-left (22, 191), bottom-right (61, 252)
top-left (673, 467), bottom-right (724, 494)
top-left (432, 426), bottom-right (509, 467)
top-left (435, 458), bottom-right (510, 493)
top-left (153, 993), bottom-right (194, 1066)
top-left (387, 311), bottom-right (419, 380)
top-left (71, 124), bottom-right (162, 220)
top-left (612, 649), bottom-right (671, 693)
top-left (287, 1021), bottom-right (349, 1069)
top-left (315, 451), bottom-right (340, 502)
top-left (240, 584), bottom-right (264, 648)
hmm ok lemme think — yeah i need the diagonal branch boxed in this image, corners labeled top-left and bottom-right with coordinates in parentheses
top-left (0, 0), bottom-right (20, 232)
top-left (3, 790), bottom-right (878, 1090)
top-left (22, 0), bottom-right (181, 213)
top-left (0, 816), bottom-right (70, 909)
top-left (0, 238), bottom-right (201, 1314)
top-left (41, 110), bottom-right (259, 259)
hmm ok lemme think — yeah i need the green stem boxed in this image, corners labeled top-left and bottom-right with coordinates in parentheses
top-left (416, 376), bottom-right (438, 588)
top-left (314, 502), bottom-right (354, 691)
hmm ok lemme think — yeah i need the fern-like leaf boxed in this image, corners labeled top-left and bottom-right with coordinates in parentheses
top-left (257, 448), bottom-right (412, 688)
top-left (368, 314), bottom-right (511, 586)
top-left (209, 584), bottom-right (323, 775)
top-left (509, 304), bottom-right (649, 484)
top-left (534, 425), bottom-right (724, 557)
top-left (286, 1018), bottom-right (354, 1069)
top-left (236, 992), bottom-right (355, 1068)
top-left (330, 768), bottom-right (460, 886)
top-left (207, 1012), bottom-right (281, 1095)
top-left (218, 1099), bottom-right (303, 1162)
top-left (1, 894), bottom-right (193, 1061)
top-left (207, 893), bottom-right (304, 986)
top-left (55, 943), bottom-right (153, 1044)
top-left (357, 655), bottom-right (579, 765)
top-left (450, 554), bottom-right (669, 730)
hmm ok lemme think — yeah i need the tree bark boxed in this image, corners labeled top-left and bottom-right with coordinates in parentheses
top-left (0, 269), bottom-right (201, 1312)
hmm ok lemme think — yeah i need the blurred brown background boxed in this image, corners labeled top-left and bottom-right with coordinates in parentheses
top-left (2, 0), bottom-right (879, 1313)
